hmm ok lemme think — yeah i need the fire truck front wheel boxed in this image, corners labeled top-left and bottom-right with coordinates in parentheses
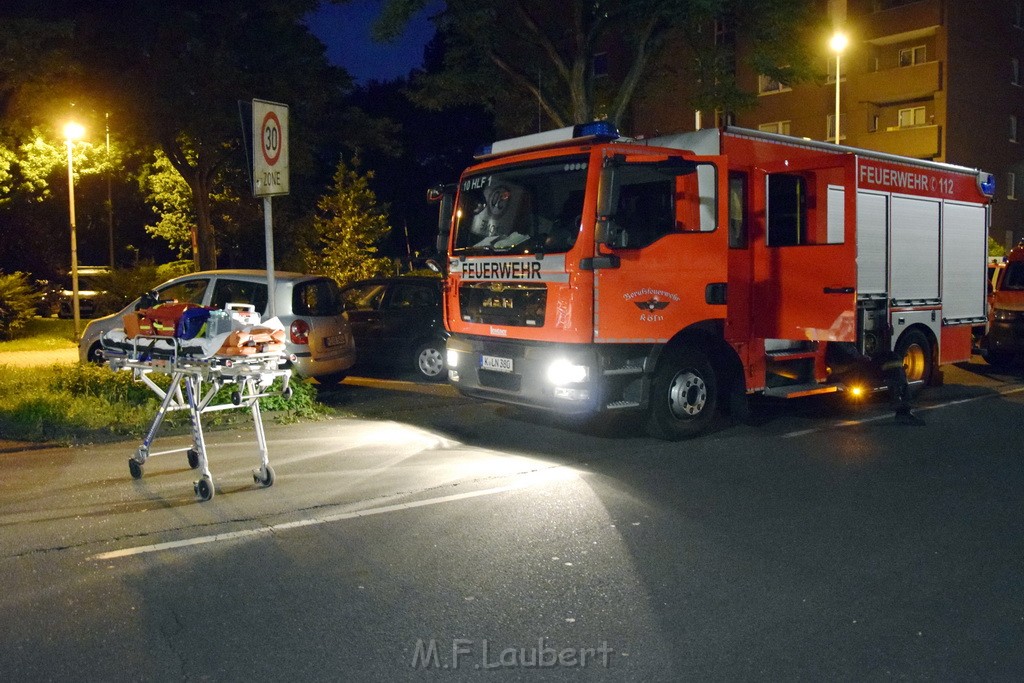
top-left (646, 346), bottom-right (718, 440)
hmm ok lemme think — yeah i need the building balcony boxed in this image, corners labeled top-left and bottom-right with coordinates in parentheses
top-left (858, 124), bottom-right (940, 159)
top-left (848, 60), bottom-right (941, 105)
top-left (859, 0), bottom-right (942, 42)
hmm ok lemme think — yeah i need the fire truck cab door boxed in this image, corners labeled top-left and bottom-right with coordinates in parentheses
top-left (747, 155), bottom-right (857, 342)
top-left (592, 152), bottom-right (728, 344)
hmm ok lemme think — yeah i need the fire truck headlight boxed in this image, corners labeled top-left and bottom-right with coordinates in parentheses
top-left (446, 348), bottom-right (460, 368)
top-left (547, 359), bottom-right (588, 385)
top-left (994, 308), bottom-right (1015, 322)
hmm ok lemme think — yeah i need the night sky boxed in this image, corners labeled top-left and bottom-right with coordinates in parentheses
top-left (305, 0), bottom-right (441, 83)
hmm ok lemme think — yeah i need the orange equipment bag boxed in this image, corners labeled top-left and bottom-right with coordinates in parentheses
top-left (124, 303), bottom-right (208, 339)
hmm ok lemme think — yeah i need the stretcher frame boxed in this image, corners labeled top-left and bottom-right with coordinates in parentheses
top-left (109, 334), bottom-right (292, 501)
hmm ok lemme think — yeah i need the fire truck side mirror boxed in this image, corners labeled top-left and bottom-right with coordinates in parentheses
top-left (427, 183), bottom-right (457, 256)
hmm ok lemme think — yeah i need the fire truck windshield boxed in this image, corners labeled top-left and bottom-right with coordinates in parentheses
top-left (452, 156), bottom-right (589, 255)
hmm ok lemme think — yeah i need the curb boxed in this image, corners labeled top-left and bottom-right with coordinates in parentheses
top-left (0, 440), bottom-right (57, 454)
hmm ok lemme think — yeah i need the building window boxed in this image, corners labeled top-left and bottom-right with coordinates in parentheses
top-left (1012, 115), bottom-right (1019, 142)
top-left (898, 46), bottom-right (926, 67)
top-left (1014, 58), bottom-right (1020, 86)
top-left (898, 106), bottom-right (926, 128)
top-left (592, 52), bottom-right (608, 78)
top-left (827, 113), bottom-right (845, 140)
top-left (758, 74), bottom-right (790, 95)
top-left (758, 121), bottom-right (791, 135)
top-left (868, 113), bottom-right (880, 132)
top-left (1009, 172), bottom-right (1018, 200)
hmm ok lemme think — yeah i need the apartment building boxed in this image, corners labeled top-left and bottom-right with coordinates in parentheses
top-left (631, 0), bottom-right (1024, 249)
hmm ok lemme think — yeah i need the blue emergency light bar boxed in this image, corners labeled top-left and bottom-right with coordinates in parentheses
top-left (474, 120), bottom-right (620, 158)
top-left (978, 171), bottom-right (996, 197)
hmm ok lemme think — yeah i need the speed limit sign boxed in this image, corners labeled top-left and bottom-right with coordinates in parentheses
top-left (252, 99), bottom-right (289, 197)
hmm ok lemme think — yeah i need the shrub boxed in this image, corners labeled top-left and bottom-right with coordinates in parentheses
top-left (0, 271), bottom-right (37, 340)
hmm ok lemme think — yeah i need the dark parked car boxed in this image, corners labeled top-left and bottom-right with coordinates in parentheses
top-left (58, 266), bottom-right (111, 319)
top-left (340, 276), bottom-right (448, 381)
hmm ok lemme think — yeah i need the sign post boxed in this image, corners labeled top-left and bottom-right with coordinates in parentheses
top-left (252, 99), bottom-right (290, 319)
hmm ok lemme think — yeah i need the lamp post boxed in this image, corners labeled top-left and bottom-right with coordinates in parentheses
top-left (106, 112), bottom-right (114, 268)
top-left (830, 31), bottom-right (848, 145)
top-left (64, 121), bottom-right (85, 341)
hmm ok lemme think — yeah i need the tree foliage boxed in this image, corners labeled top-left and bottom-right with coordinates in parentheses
top-left (372, 0), bottom-right (820, 134)
top-left (304, 159), bottom-right (395, 286)
top-left (0, 0), bottom-right (372, 271)
top-left (12, 127), bottom-right (121, 201)
top-left (0, 271), bottom-right (37, 340)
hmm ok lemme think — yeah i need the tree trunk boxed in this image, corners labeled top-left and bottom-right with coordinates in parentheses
top-left (162, 137), bottom-right (219, 271)
top-left (191, 176), bottom-right (217, 271)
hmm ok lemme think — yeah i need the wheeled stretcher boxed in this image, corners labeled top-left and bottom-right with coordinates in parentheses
top-left (108, 334), bottom-right (292, 502)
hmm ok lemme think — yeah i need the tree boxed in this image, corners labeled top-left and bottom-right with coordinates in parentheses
top-left (304, 159), bottom-right (395, 286)
top-left (0, 1), bottom-right (361, 271)
top-left (369, 0), bottom-right (820, 134)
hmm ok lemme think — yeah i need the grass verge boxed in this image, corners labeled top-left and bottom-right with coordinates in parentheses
top-left (0, 317), bottom-right (77, 352)
top-left (0, 362), bottom-right (327, 445)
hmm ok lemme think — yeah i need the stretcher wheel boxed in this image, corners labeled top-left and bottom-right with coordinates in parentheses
top-left (194, 476), bottom-right (215, 502)
top-left (282, 386), bottom-right (293, 400)
top-left (231, 391), bottom-right (242, 406)
top-left (253, 465), bottom-right (276, 487)
top-left (187, 448), bottom-right (200, 469)
top-left (128, 458), bottom-right (143, 480)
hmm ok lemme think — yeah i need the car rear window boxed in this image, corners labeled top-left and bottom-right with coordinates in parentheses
top-left (293, 278), bottom-right (344, 316)
top-left (212, 278), bottom-right (269, 315)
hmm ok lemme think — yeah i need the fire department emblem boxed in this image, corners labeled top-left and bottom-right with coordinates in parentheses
top-left (634, 297), bottom-right (670, 312)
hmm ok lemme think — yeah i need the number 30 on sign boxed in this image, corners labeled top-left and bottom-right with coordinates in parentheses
top-left (252, 99), bottom-right (289, 197)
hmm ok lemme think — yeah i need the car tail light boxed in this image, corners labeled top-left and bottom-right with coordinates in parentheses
top-left (290, 319), bottom-right (310, 345)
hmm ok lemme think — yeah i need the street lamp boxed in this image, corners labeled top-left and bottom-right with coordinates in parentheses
top-left (830, 31), bottom-right (848, 145)
top-left (64, 121), bottom-right (85, 340)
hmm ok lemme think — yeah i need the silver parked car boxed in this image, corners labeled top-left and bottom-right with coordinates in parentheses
top-left (78, 269), bottom-right (356, 384)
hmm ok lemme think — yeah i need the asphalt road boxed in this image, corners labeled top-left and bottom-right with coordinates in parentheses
top-left (1, 359), bottom-right (1023, 680)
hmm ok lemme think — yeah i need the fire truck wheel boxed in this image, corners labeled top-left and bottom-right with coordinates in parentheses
top-left (895, 329), bottom-right (934, 395)
top-left (646, 346), bottom-right (718, 440)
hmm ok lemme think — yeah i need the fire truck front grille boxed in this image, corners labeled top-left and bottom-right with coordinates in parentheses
top-left (478, 369), bottom-right (522, 392)
top-left (459, 282), bottom-right (547, 327)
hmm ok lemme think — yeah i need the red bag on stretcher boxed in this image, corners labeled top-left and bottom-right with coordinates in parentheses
top-left (123, 303), bottom-right (211, 339)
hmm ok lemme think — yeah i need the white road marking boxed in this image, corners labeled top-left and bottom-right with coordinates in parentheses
top-left (782, 385), bottom-right (1024, 438)
top-left (89, 470), bottom-right (570, 561)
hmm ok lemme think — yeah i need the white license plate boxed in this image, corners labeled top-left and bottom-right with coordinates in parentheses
top-left (323, 333), bottom-right (348, 348)
top-left (481, 355), bottom-right (514, 373)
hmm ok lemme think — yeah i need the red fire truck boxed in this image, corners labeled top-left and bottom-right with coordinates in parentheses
top-left (982, 242), bottom-right (1024, 366)
top-left (438, 123), bottom-right (994, 438)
